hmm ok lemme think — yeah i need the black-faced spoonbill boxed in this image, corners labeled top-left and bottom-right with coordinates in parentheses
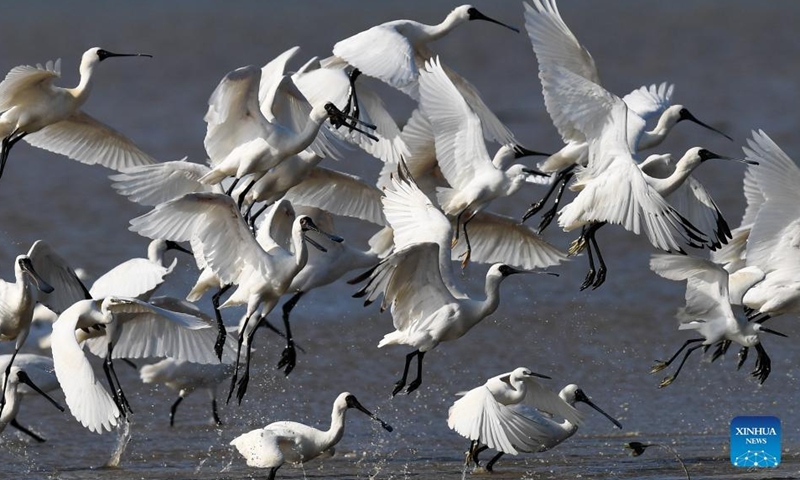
top-left (0, 354), bottom-right (63, 442)
top-left (139, 324), bottom-right (236, 428)
top-left (199, 64), bottom-right (370, 190)
top-left (721, 130), bottom-right (800, 321)
top-left (50, 296), bottom-right (217, 433)
top-left (538, 64), bottom-right (745, 290)
top-left (88, 239), bottom-right (193, 301)
top-left (0, 239), bottom-right (90, 417)
top-left (129, 194), bottom-right (343, 403)
top-left (521, 0), bottom-right (731, 233)
top-left (0, 47), bottom-right (154, 180)
top-left (448, 368), bottom-right (621, 472)
top-left (418, 56), bottom-right (548, 267)
top-left (230, 392), bottom-right (392, 480)
top-left (323, 4), bottom-right (519, 145)
top-left (351, 166), bottom-right (560, 396)
top-left (649, 254), bottom-right (787, 386)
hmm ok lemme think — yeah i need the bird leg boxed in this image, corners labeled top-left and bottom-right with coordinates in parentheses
top-left (459, 212), bottom-right (477, 269)
top-left (267, 466), bottom-right (280, 480)
top-left (225, 177), bottom-right (240, 196)
top-left (737, 346), bottom-right (749, 370)
top-left (235, 315), bottom-right (266, 405)
top-left (343, 68), bottom-right (362, 130)
top-left (751, 343), bottom-right (772, 384)
top-left (10, 419), bottom-right (45, 443)
top-left (169, 396), bottom-right (183, 427)
top-left (212, 284), bottom-right (233, 361)
top-left (0, 130), bottom-right (27, 181)
top-left (573, 222), bottom-right (606, 290)
top-left (246, 203), bottom-right (269, 233)
top-left (235, 179), bottom-right (256, 210)
top-left (587, 225), bottom-right (607, 289)
top-left (451, 210), bottom-right (465, 248)
top-left (710, 340), bottom-right (731, 363)
top-left (522, 165), bottom-right (574, 224)
top-left (392, 350), bottom-right (419, 396)
top-left (651, 338), bottom-right (704, 373)
top-left (105, 342), bottom-right (133, 416)
top-left (277, 292), bottom-right (304, 376)
top-left (404, 350), bottom-right (426, 394)
top-left (211, 399), bottom-right (222, 426)
top-left (485, 452), bottom-right (504, 472)
top-left (538, 168), bottom-right (575, 234)
top-left (658, 343), bottom-right (704, 388)
top-left (470, 443), bottom-right (489, 468)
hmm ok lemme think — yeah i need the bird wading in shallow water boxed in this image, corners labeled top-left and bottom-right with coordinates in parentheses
top-left (230, 392), bottom-right (392, 480)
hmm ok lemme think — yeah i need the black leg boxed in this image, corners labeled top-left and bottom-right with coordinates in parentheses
top-left (106, 343), bottom-right (132, 415)
top-left (212, 284), bottom-right (232, 361)
top-left (751, 343), bottom-right (772, 384)
top-left (472, 444), bottom-right (489, 467)
top-left (710, 340), bottom-right (731, 363)
top-left (236, 315), bottom-right (264, 404)
top-left (248, 204), bottom-right (270, 233)
top-left (459, 213), bottom-right (476, 269)
top-left (169, 396), bottom-right (184, 427)
top-left (277, 292), bottom-right (304, 376)
top-left (225, 177), bottom-right (240, 196)
top-left (226, 314), bottom-right (250, 405)
top-left (392, 350), bottom-right (419, 397)
top-left (452, 210), bottom-right (465, 247)
top-left (737, 346), bottom-right (749, 370)
top-left (10, 419), bottom-right (45, 443)
top-left (235, 179), bottom-right (256, 210)
top-left (343, 68), bottom-right (362, 128)
top-left (0, 130), bottom-right (27, 181)
top-left (522, 165), bottom-right (575, 223)
top-left (267, 465), bottom-right (280, 480)
top-left (588, 227), bottom-right (607, 289)
top-left (211, 399), bottom-right (222, 426)
top-left (578, 227), bottom-right (596, 291)
top-left (103, 350), bottom-right (126, 418)
top-left (485, 452), bottom-right (504, 472)
top-left (659, 343), bottom-right (704, 388)
top-left (405, 350), bottom-right (426, 394)
top-left (537, 170), bottom-right (574, 234)
top-left (651, 338), bottom-right (704, 373)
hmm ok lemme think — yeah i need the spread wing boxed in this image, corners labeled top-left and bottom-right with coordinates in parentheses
top-left (0, 60), bottom-right (61, 111)
top-left (129, 192), bottom-right (271, 286)
top-left (331, 25), bottom-right (418, 94)
top-left (24, 111), bottom-right (157, 171)
top-left (283, 166), bottom-right (385, 225)
top-left (110, 159), bottom-right (219, 206)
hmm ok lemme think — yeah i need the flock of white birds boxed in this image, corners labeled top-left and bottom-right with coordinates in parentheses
top-left (0, 1), bottom-right (796, 478)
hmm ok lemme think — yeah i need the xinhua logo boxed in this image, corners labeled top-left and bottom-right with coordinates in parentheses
top-left (730, 416), bottom-right (781, 468)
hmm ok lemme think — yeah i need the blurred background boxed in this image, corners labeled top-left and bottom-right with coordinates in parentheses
top-left (0, 1), bottom-right (797, 478)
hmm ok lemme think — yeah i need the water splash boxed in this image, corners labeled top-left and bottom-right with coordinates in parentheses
top-left (104, 418), bottom-right (132, 468)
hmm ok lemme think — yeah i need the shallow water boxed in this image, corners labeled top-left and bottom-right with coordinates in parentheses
top-left (1, 1), bottom-right (799, 479)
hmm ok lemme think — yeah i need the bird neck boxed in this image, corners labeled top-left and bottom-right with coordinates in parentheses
top-left (0, 383), bottom-right (20, 429)
top-left (67, 61), bottom-right (98, 105)
top-left (292, 229), bottom-right (310, 269)
top-left (648, 156), bottom-right (697, 197)
top-left (638, 110), bottom-right (679, 150)
top-left (425, 11), bottom-right (466, 42)
top-left (288, 109), bottom-right (326, 156)
top-left (324, 406), bottom-right (347, 449)
top-left (478, 274), bottom-right (504, 318)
